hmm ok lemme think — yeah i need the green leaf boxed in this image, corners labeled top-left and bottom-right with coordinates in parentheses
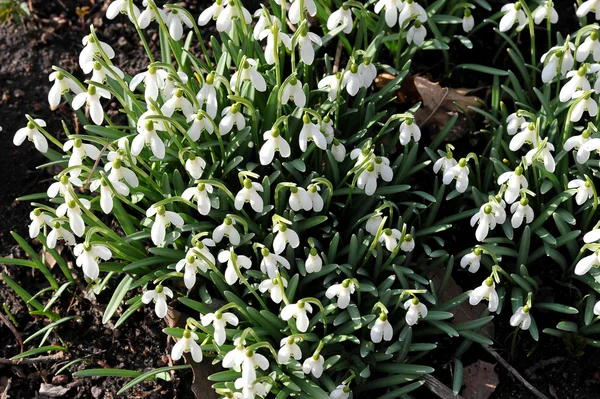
top-left (103, 275), bottom-right (133, 324)
top-left (453, 358), bottom-right (463, 396)
top-left (73, 368), bottom-right (143, 378)
top-left (456, 64), bottom-right (509, 76)
top-left (117, 365), bottom-right (191, 394)
top-left (23, 316), bottom-right (81, 344)
top-left (458, 330), bottom-right (493, 345)
top-left (10, 345), bottom-right (67, 360)
top-left (535, 303), bottom-right (578, 314)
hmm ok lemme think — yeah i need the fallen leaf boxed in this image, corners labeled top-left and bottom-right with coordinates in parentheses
top-left (462, 360), bottom-right (499, 399)
top-left (39, 383), bottom-right (70, 397)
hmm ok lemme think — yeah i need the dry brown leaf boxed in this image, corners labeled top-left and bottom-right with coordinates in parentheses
top-left (413, 76), bottom-right (481, 113)
top-left (462, 360), bottom-right (499, 399)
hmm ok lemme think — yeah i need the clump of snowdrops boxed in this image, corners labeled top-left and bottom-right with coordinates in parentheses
top-left (5, 0), bottom-right (600, 397)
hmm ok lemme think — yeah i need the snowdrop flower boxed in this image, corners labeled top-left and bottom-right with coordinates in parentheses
top-left (399, 0), bottom-right (428, 27)
top-left (332, 139), bottom-right (347, 162)
top-left (375, 0), bottom-right (403, 27)
top-left (322, 116), bottom-right (335, 142)
top-left (577, 0), bottom-right (600, 19)
top-left (176, 246), bottom-right (213, 289)
top-left (48, 71), bottom-right (82, 107)
top-left (235, 177), bottom-right (264, 213)
top-left (258, 276), bottom-right (287, 303)
top-left (407, 21), bottom-right (427, 46)
top-left (318, 73), bottom-right (342, 101)
top-left (594, 300), bottom-right (600, 316)
top-left (582, 135), bottom-right (600, 163)
top-left (305, 248), bottom-right (323, 273)
top-left (201, 311), bottom-right (239, 346)
top-left (365, 214), bottom-right (384, 236)
top-left (198, 0), bottom-right (226, 26)
top-left (571, 91), bottom-right (598, 122)
top-left (299, 114), bottom-right (327, 152)
top-left (172, 330), bottom-right (203, 363)
top-left (142, 285), bottom-right (173, 319)
top-left (29, 210), bottom-right (50, 239)
top-left (260, 127), bottom-right (291, 165)
top-left (460, 248), bottom-right (483, 273)
top-left (89, 61), bottom-right (124, 88)
top-left (442, 158), bottom-right (470, 193)
top-left (253, 9), bottom-right (278, 40)
top-left (281, 300), bottom-right (313, 332)
top-left (138, 0), bottom-right (168, 29)
top-left (289, 186), bottom-right (312, 212)
top-left (470, 203), bottom-right (497, 241)
top-left (72, 85), bottom-right (109, 125)
top-left (533, 1), bottom-right (558, 25)
top-left (258, 24), bottom-right (292, 65)
top-left (433, 152), bottom-right (458, 175)
top-left (560, 67), bottom-right (591, 102)
top-left (131, 120), bottom-right (166, 159)
top-left (282, 78), bottom-right (306, 108)
top-left (297, 29), bottom-right (322, 65)
top-left (240, 350), bottom-right (270, 389)
top-left (401, 233), bottom-right (415, 252)
top-left (187, 113), bottom-right (214, 142)
top-left (358, 59), bottom-right (377, 88)
top-left (509, 122), bottom-right (538, 152)
top-left (79, 35), bottom-right (115, 74)
top-left (214, 0), bottom-right (251, 32)
top-left (106, 0), bottom-right (140, 22)
top-left (289, 0), bottom-right (317, 24)
top-left (73, 243), bottom-right (111, 280)
top-left (13, 119), bottom-right (48, 153)
top-left (56, 198), bottom-right (91, 237)
top-left (48, 175), bottom-right (82, 201)
top-left (303, 354), bottom-right (324, 377)
top-left (359, 156), bottom-right (394, 196)
top-left (222, 337), bottom-right (247, 370)
top-left (326, 280), bottom-right (356, 309)
top-left (342, 64), bottom-right (361, 96)
top-left (90, 177), bottom-right (127, 215)
top-left (584, 229), bottom-right (600, 243)
top-left (137, 104), bottom-right (167, 132)
top-left (462, 9), bottom-right (475, 32)
top-left (404, 297), bottom-right (428, 326)
top-left (278, 337), bottom-right (302, 364)
top-left (146, 205), bottom-right (184, 246)
top-left (166, 8), bottom-right (193, 41)
top-left (196, 74), bottom-right (218, 118)
top-left (130, 65), bottom-right (168, 101)
top-left (307, 184), bottom-right (324, 211)
top-left (219, 249), bottom-right (252, 285)
top-left (510, 306), bottom-right (531, 330)
top-left (576, 248), bottom-right (600, 275)
top-left (63, 138), bottom-right (100, 178)
top-left (330, 383), bottom-right (351, 399)
top-left (47, 220), bottom-right (76, 249)
top-left (506, 112), bottom-right (527, 135)
top-left (497, 166), bottom-right (528, 204)
top-left (185, 154), bottom-right (206, 179)
top-left (161, 89), bottom-right (194, 118)
top-left (499, 2), bottom-right (527, 32)
top-left (569, 179), bottom-right (594, 205)
top-left (541, 43), bottom-right (575, 83)
top-left (399, 118), bottom-right (421, 145)
top-left (379, 228), bottom-right (401, 251)
top-left (234, 379), bottom-right (267, 398)
top-left (510, 197), bottom-right (534, 228)
top-left (219, 104), bottom-right (246, 135)
top-left (327, 5), bottom-right (353, 34)
top-left (469, 278), bottom-right (499, 312)
top-left (260, 248), bottom-right (291, 279)
top-left (273, 222), bottom-right (300, 254)
top-left (577, 31), bottom-right (600, 62)
top-left (525, 141), bottom-right (555, 172)
top-left (371, 313), bottom-right (393, 343)
top-left (104, 158), bottom-right (138, 196)
top-left (213, 217), bottom-right (240, 245)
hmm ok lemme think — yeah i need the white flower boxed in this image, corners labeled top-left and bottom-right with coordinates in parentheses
top-left (235, 177), bottom-right (264, 213)
top-left (342, 66), bottom-right (361, 96)
top-left (560, 67), bottom-right (591, 102)
top-left (497, 166), bottom-right (528, 204)
top-left (331, 139), bottom-right (347, 162)
top-left (258, 24), bottom-right (292, 65)
top-left (358, 156), bottom-right (393, 196)
top-left (298, 31), bottom-right (322, 65)
top-left (282, 78), bottom-right (306, 108)
top-left (218, 249), bottom-right (252, 285)
top-left (240, 350), bottom-right (270, 388)
top-left (289, 0), bottom-right (317, 24)
top-left (326, 280), bottom-right (356, 309)
top-left (281, 300), bottom-right (313, 332)
top-left (187, 113), bottom-right (215, 142)
top-left (576, 249), bottom-right (600, 275)
top-left (305, 249), bottom-right (323, 273)
top-left (524, 142), bottom-right (555, 172)
top-left (63, 138), bottom-right (101, 178)
top-left (541, 43), bottom-right (575, 83)
top-left (371, 313), bottom-right (393, 343)
top-left (48, 71), bottom-right (82, 107)
top-left (327, 6), bottom-right (353, 34)
top-left (260, 127), bottom-right (291, 165)
top-left (399, 0), bottom-right (428, 27)
top-left (307, 184), bottom-right (324, 211)
top-left (253, 9), bottom-right (278, 40)
top-left (399, 118), bottom-right (421, 145)
top-left (442, 158), bottom-right (470, 193)
top-left (302, 354), bottom-right (324, 377)
top-left (278, 337), bottom-right (302, 364)
top-left (433, 153), bottom-right (458, 174)
top-left (72, 85), bottom-right (109, 125)
top-left (196, 77), bottom-right (218, 118)
top-left (161, 89), bottom-right (194, 118)
top-left (29, 210), bottom-right (51, 239)
top-left (506, 112), bottom-right (526, 135)
top-left (462, 10), bottom-right (475, 32)
top-left (146, 205), bottom-right (184, 246)
top-left (176, 243), bottom-right (215, 289)
top-left (509, 122), bottom-right (538, 152)
top-left (289, 186), bottom-right (312, 212)
top-left (258, 277), bottom-right (287, 304)
top-left (460, 248), bottom-right (482, 273)
top-left (273, 222), bottom-right (300, 254)
top-left (375, 0), bottom-right (403, 27)
top-left (260, 248), bottom-right (291, 279)
top-left (214, 0), bottom-right (251, 32)
top-left (401, 234), bottom-right (415, 252)
top-left (230, 59), bottom-right (266, 93)
top-left (201, 311), bottom-right (239, 346)
top-left (90, 61), bottom-right (124, 88)
top-left (213, 217), bottom-right (240, 245)
top-left (172, 330), bottom-right (203, 363)
top-left (469, 278), bottom-right (499, 312)
top-left (132, 120), bottom-right (166, 159)
top-left (510, 198), bottom-right (534, 228)
top-left (138, 0), bottom-right (168, 28)
top-left (470, 203), bottom-right (497, 241)
top-left (299, 114), bottom-right (327, 152)
top-left (358, 59), bottom-right (377, 88)
top-left (219, 104), bottom-right (246, 135)
top-left (47, 175), bottom-right (82, 201)
top-left (13, 119), bottom-right (48, 153)
top-left (499, 2), bottom-right (527, 32)
top-left (594, 300), bottom-right (600, 316)
top-left (73, 243), bottom-right (112, 280)
top-left (571, 91), bottom-right (598, 122)
top-left (533, 1), bottom-right (558, 25)
top-left (407, 21), bottom-right (427, 46)
top-left (510, 306), bottom-right (531, 330)
top-left (142, 286), bottom-right (173, 319)
top-left (137, 104), bottom-right (167, 132)
top-left (198, 0), bottom-right (226, 26)
top-left (222, 337), bottom-right (246, 369)
top-left (166, 8), bottom-right (194, 41)
top-left (318, 74), bottom-right (341, 101)
top-left (182, 183), bottom-right (213, 215)
top-left (404, 298), bottom-right (428, 326)
top-left (106, 0), bottom-right (140, 22)
top-left (365, 214), bottom-right (384, 236)
top-left (130, 66), bottom-right (168, 101)
top-left (577, 0), bottom-right (600, 19)
top-left (582, 136), bottom-right (600, 163)
top-left (56, 198), bottom-right (91, 237)
top-left (330, 383), bottom-right (351, 399)
top-left (584, 229), bottom-right (600, 243)
top-left (234, 378), bottom-right (267, 398)
top-left (46, 220), bottom-right (76, 249)
top-left (577, 32), bottom-right (600, 62)
top-left (379, 228), bottom-right (401, 251)
top-left (79, 35), bottom-right (115, 74)
top-left (568, 179), bottom-right (594, 205)
top-left (185, 154), bottom-right (206, 179)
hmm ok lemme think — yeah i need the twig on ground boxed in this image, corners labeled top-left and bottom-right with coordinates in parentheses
top-left (524, 357), bottom-right (565, 378)
top-left (0, 377), bottom-right (12, 399)
top-left (0, 312), bottom-right (23, 353)
top-left (0, 353), bottom-right (63, 366)
top-left (422, 374), bottom-right (466, 399)
top-left (480, 344), bottom-right (550, 399)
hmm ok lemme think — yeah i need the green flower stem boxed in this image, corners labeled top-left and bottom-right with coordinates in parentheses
top-left (128, 0), bottom-right (155, 63)
top-left (518, 0), bottom-right (536, 86)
